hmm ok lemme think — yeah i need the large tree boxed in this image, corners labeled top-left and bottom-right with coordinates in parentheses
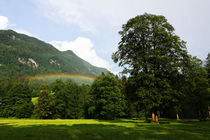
top-left (35, 90), bottom-right (53, 119)
top-left (87, 72), bottom-right (126, 120)
top-left (112, 13), bottom-right (189, 123)
top-left (51, 80), bottom-right (71, 119)
top-left (65, 80), bottom-right (84, 119)
top-left (50, 79), bottom-right (85, 119)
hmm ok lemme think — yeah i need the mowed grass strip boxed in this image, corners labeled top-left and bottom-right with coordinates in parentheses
top-left (0, 118), bottom-right (209, 140)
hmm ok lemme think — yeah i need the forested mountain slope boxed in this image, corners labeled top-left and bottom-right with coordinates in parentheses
top-left (0, 30), bottom-right (107, 81)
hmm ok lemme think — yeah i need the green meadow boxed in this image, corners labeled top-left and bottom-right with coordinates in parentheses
top-left (0, 119), bottom-right (209, 140)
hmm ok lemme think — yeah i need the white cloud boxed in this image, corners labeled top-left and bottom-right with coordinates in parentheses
top-left (34, 0), bottom-right (142, 32)
top-left (34, 0), bottom-right (96, 33)
top-left (33, 0), bottom-right (174, 32)
top-left (14, 29), bottom-right (34, 37)
top-left (49, 37), bottom-right (110, 69)
top-left (0, 16), bottom-right (9, 29)
top-left (35, 0), bottom-right (210, 60)
top-left (0, 15), bottom-right (35, 37)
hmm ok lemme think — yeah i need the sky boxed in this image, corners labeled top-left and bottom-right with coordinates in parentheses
top-left (0, 0), bottom-right (209, 74)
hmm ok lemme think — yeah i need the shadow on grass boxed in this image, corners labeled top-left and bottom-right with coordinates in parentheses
top-left (96, 119), bottom-right (146, 124)
top-left (0, 120), bottom-right (209, 140)
top-left (97, 118), bottom-right (172, 125)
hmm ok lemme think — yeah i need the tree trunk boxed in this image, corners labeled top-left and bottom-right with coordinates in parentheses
top-left (152, 112), bottom-right (155, 122)
top-left (176, 113), bottom-right (179, 120)
top-left (155, 114), bottom-right (159, 124)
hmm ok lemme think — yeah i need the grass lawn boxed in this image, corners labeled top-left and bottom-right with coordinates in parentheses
top-left (0, 118), bottom-right (209, 140)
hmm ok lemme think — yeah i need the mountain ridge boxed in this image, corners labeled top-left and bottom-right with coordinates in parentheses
top-left (0, 29), bottom-right (107, 82)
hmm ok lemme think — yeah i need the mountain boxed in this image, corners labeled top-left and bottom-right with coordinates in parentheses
top-left (0, 30), bottom-right (107, 82)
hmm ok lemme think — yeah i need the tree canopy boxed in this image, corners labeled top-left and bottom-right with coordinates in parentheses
top-left (112, 13), bottom-right (190, 122)
top-left (87, 72), bottom-right (126, 119)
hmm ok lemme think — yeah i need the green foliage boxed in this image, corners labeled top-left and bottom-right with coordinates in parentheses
top-left (204, 53), bottom-right (210, 117)
top-left (35, 90), bottom-right (53, 119)
top-left (112, 13), bottom-right (189, 118)
top-left (64, 80), bottom-right (84, 119)
top-left (0, 82), bottom-right (33, 118)
top-left (205, 53), bottom-right (210, 80)
top-left (0, 77), bottom-right (90, 119)
top-left (51, 80), bottom-right (70, 119)
top-left (50, 80), bottom-right (86, 119)
top-left (87, 72), bottom-right (126, 119)
top-left (181, 57), bottom-right (209, 120)
top-left (204, 53), bottom-right (210, 93)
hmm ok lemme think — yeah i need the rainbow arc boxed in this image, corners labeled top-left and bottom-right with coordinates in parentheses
top-left (25, 74), bottom-right (95, 81)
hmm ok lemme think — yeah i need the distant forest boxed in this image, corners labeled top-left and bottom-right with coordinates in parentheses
top-left (0, 13), bottom-right (209, 123)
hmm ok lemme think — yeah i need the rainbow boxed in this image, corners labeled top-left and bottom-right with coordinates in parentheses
top-left (25, 74), bottom-right (96, 81)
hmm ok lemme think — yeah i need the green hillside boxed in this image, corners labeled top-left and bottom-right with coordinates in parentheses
top-left (0, 30), bottom-right (107, 82)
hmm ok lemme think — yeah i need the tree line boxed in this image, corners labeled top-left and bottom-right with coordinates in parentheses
top-left (112, 13), bottom-right (210, 123)
top-left (0, 61), bottom-right (209, 121)
top-left (0, 13), bottom-right (209, 122)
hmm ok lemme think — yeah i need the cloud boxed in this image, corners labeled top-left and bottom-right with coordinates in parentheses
top-left (36, 0), bottom-right (210, 60)
top-left (0, 15), bottom-right (35, 37)
top-left (0, 16), bottom-right (9, 29)
top-left (34, 0), bottom-right (97, 33)
top-left (33, 0), bottom-right (143, 32)
top-left (49, 37), bottom-right (110, 69)
top-left (33, 0), bottom-right (177, 32)
top-left (14, 29), bottom-right (34, 37)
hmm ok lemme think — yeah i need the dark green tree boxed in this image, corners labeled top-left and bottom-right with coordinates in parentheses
top-left (80, 84), bottom-right (90, 116)
top-left (112, 13), bottom-right (189, 123)
top-left (205, 53), bottom-right (210, 83)
top-left (181, 57), bottom-right (209, 120)
top-left (35, 90), bottom-right (53, 119)
top-left (87, 72), bottom-right (126, 120)
top-left (51, 80), bottom-right (70, 119)
top-left (50, 79), bottom-right (85, 119)
top-left (65, 80), bottom-right (84, 119)
top-left (0, 81), bottom-right (5, 106)
top-left (0, 82), bottom-right (33, 118)
top-left (164, 68), bottom-right (186, 120)
top-left (204, 53), bottom-right (210, 118)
